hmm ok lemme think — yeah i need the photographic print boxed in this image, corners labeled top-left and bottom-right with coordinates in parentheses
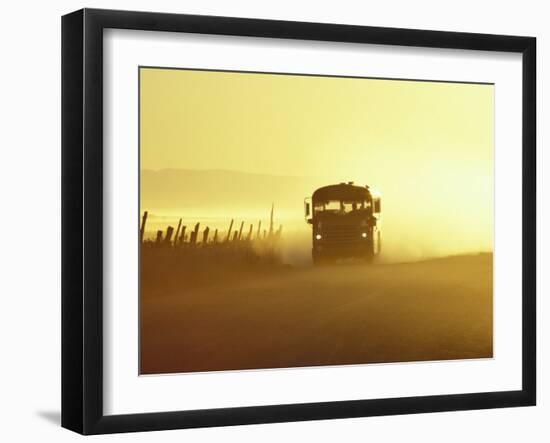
top-left (62, 10), bottom-right (536, 433)
top-left (139, 67), bottom-right (494, 375)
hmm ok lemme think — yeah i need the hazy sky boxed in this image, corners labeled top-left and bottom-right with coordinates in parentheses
top-left (140, 67), bottom-right (494, 259)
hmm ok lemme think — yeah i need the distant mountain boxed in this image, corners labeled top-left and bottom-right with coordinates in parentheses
top-left (140, 169), bottom-right (324, 213)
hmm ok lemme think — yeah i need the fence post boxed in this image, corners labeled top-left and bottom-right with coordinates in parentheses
top-left (155, 230), bottom-right (163, 245)
top-left (202, 226), bottom-right (210, 244)
top-left (246, 224), bottom-right (253, 241)
top-left (163, 226), bottom-right (174, 246)
top-left (256, 220), bottom-right (261, 239)
top-left (232, 231), bottom-right (239, 242)
top-left (190, 222), bottom-right (200, 245)
top-left (213, 229), bottom-right (218, 243)
top-left (225, 219), bottom-right (234, 242)
top-left (237, 221), bottom-right (244, 240)
top-left (140, 211), bottom-right (148, 243)
top-left (269, 203), bottom-right (274, 238)
top-left (178, 226), bottom-right (186, 246)
top-left (173, 218), bottom-right (182, 247)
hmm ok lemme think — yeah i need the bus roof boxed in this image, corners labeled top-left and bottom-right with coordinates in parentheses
top-left (312, 183), bottom-right (372, 201)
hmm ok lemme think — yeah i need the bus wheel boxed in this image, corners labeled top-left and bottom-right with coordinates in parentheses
top-left (312, 252), bottom-right (331, 266)
top-left (361, 253), bottom-right (375, 265)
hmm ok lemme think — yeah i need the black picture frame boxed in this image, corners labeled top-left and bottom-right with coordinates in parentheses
top-left (62, 8), bottom-right (536, 435)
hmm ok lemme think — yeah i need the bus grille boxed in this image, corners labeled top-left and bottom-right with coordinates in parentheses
top-left (322, 225), bottom-right (363, 243)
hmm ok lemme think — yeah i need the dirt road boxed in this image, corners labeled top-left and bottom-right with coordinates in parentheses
top-left (140, 254), bottom-right (492, 374)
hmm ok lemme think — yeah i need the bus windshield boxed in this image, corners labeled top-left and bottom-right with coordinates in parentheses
top-left (314, 199), bottom-right (370, 215)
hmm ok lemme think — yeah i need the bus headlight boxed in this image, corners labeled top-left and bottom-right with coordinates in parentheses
top-left (361, 232), bottom-right (367, 238)
top-left (315, 234), bottom-right (322, 240)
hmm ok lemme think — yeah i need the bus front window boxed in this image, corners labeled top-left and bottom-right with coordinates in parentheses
top-left (314, 200), bottom-right (340, 214)
top-left (315, 199), bottom-right (370, 215)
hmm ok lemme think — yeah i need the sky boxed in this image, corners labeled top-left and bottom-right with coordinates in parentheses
top-left (140, 67), bottom-right (494, 260)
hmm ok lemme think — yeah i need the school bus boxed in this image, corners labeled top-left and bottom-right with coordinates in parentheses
top-left (305, 182), bottom-right (381, 264)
